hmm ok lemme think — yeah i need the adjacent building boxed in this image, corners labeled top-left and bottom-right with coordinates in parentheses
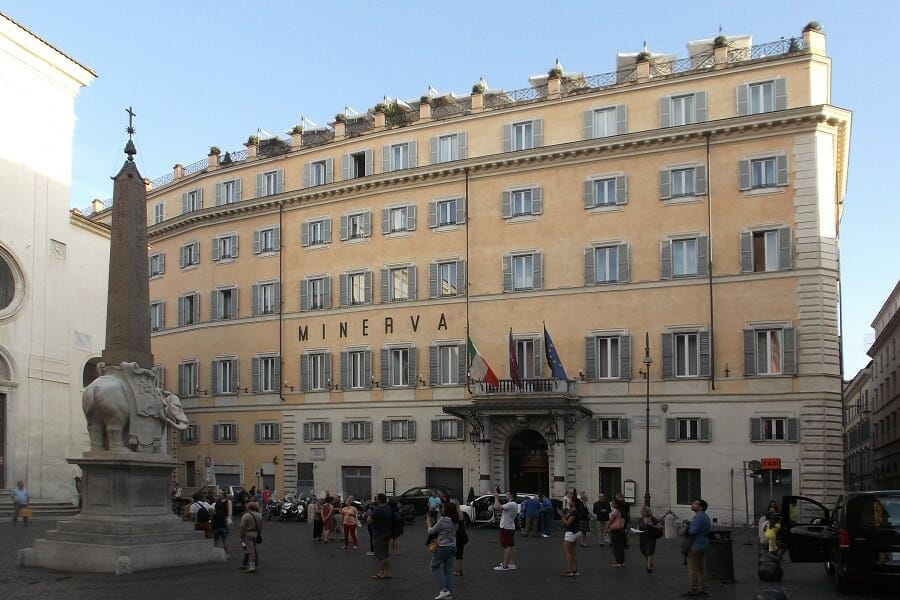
top-left (843, 363), bottom-right (873, 491)
top-left (869, 281), bottom-right (900, 489)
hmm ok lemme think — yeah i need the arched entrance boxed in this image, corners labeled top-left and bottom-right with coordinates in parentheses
top-left (508, 429), bottom-right (549, 494)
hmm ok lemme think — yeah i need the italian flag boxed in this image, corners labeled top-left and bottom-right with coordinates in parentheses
top-left (467, 336), bottom-right (500, 387)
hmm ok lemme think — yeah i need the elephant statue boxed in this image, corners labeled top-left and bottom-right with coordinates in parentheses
top-left (82, 362), bottom-right (189, 453)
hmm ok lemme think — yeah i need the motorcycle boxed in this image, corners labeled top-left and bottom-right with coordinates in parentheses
top-left (265, 497), bottom-right (281, 521)
top-left (279, 496), bottom-right (302, 521)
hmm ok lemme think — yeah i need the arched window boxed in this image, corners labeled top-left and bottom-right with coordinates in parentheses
top-left (83, 357), bottom-right (102, 388)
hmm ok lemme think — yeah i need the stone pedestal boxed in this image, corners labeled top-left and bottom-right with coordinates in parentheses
top-left (18, 452), bottom-right (225, 574)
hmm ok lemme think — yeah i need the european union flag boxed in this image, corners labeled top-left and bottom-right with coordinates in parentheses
top-left (543, 324), bottom-right (569, 381)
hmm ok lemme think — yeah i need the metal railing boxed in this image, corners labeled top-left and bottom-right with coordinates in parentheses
top-left (183, 158), bottom-right (207, 177)
top-left (150, 172), bottom-right (174, 189)
top-left (475, 378), bottom-right (571, 395)
top-left (730, 38), bottom-right (805, 61)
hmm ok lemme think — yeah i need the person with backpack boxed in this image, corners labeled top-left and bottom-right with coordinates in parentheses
top-left (190, 494), bottom-right (213, 538)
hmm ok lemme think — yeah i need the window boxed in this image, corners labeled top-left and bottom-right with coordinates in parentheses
top-left (431, 418), bottom-right (464, 441)
top-left (181, 424), bottom-right (199, 444)
top-left (254, 227), bottom-right (279, 254)
top-left (182, 188), bottom-right (202, 213)
top-left (180, 241), bottom-right (199, 268)
top-left (341, 212), bottom-right (370, 241)
top-left (514, 338), bottom-right (541, 379)
top-left (430, 343), bottom-right (465, 386)
top-left (381, 266), bottom-right (415, 302)
top-left (150, 301), bottom-right (164, 332)
top-left (588, 418), bottom-right (631, 441)
top-left (255, 422), bottom-right (280, 443)
top-left (340, 349), bottom-right (371, 389)
top-left (304, 159), bottom-right (333, 187)
top-left (430, 260), bottom-right (465, 298)
top-left (178, 362), bottom-right (198, 397)
top-left (750, 417), bottom-right (800, 442)
top-left (659, 166), bottom-right (706, 200)
top-left (429, 197), bottom-right (465, 228)
top-left (503, 119), bottom-right (543, 151)
top-left (252, 281), bottom-right (280, 315)
top-left (343, 150), bottom-right (373, 179)
top-left (211, 287), bottom-right (238, 320)
top-left (213, 358), bottom-right (237, 395)
top-left (212, 234), bottom-right (238, 261)
top-left (382, 347), bottom-right (413, 388)
top-left (253, 356), bottom-right (279, 393)
top-left (382, 419), bottom-right (416, 442)
top-left (302, 352), bottom-right (331, 392)
top-left (342, 421), bottom-right (373, 443)
top-left (584, 176), bottom-right (626, 208)
top-left (302, 218), bottom-right (331, 247)
top-left (302, 421), bottom-right (331, 443)
top-left (340, 271), bottom-right (371, 306)
top-left (662, 331), bottom-right (711, 379)
top-left (213, 422), bottom-right (237, 443)
top-left (660, 236), bottom-right (708, 279)
top-left (503, 252), bottom-right (543, 292)
top-left (431, 133), bottom-right (467, 163)
top-left (502, 187), bottom-right (543, 218)
top-left (583, 105), bottom-right (627, 139)
top-left (153, 202), bottom-right (165, 224)
top-left (741, 228), bottom-right (792, 273)
top-left (257, 169), bottom-right (283, 197)
top-left (672, 169), bottom-right (696, 197)
top-left (743, 327), bottom-right (797, 376)
top-left (381, 205), bottom-right (416, 234)
top-left (660, 92), bottom-right (707, 127)
top-left (149, 253), bottom-right (165, 278)
top-left (178, 292), bottom-right (200, 326)
top-left (738, 78), bottom-right (786, 115)
top-left (676, 468), bottom-right (702, 505)
top-left (301, 276), bottom-right (331, 311)
top-left (585, 334), bottom-right (632, 380)
top-left (667, 417), bottom-right (711, 441)
top-left (739, 155), bottom-right (788, 190)
top-left (215, 179), bottom-right (241, 205)
top-left (585, 244), bottom-right (629, 284)
top-left (383, 141), bottom-right (416, 172)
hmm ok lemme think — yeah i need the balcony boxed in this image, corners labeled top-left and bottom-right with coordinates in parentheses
top-left (472, 377), bottom-right (573, 396)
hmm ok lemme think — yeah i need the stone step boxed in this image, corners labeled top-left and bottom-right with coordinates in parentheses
top-left (0, 498), bottom-right (79, 520)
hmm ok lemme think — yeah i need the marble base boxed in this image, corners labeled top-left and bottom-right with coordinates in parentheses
top-left (18, 452), bottom-right (226, 574)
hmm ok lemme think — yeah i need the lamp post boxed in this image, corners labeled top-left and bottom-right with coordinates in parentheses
top-left (642, 332), bottom-right (653, 508)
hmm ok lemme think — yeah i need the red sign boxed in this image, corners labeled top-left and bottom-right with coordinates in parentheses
top-left (760, 457), bottom-right (781, 470)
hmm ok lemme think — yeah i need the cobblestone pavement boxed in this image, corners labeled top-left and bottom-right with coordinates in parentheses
top-left (1, 518), bottom-right (895, 599)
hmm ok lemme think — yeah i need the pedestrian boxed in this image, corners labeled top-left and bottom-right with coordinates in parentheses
top-left (388, 499), bottom-right (404, 555)
top-left (427, 489), bottom-right (442, 527)
top-left (333, 496), bottom-right (342, 535)
top-left (190, 493), bottom-right (213, 538)
top-left (558, 489), bottom-right (582, 576)
top-left (341, 496), bottom-right (359, 549)
top-left (321, 495), bottom-right (334, 543)
top-left (261, 485), bottom-right (272, 507)
top-left (593, 492), bottom-right (611, 546)
top-left (682, 498), bottom-right (711, 597)
top-left (451, 499), bottom-right (468, 576)
top-left (635, 505), bottom-right (662, 572)
top-left (763, 512), bottom-right (781, 555)
top-left (523, 494), bottom-right (541, 537)
top-left (74, 476), bottom-right (83, 511)
top-left (368, 493), bottom-right (393, 579)
top-left (212, 494), bottom-right (230, 556)
top-left (615, 491), bottom-right (631, 548)
top-left (606, 498), bottom-right (627, 567)
top-left (428, 500), bottom-right (459, 599)
top-left (578, 490), bottom-right (592, 547)
top-left (539, 492), bottom-right (554, 538)
top-left (492, 490), bottom-right (519, 571)
top-left (239, 501), bottom-right (262, 574)
top-left (11, 480), bottom-right (30, 526)
top-left (311, 497), bottom-right (323, 542)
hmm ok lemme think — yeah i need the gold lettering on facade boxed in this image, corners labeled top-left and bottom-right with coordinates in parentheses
top-left (438, 313), bottom-right (447, 331)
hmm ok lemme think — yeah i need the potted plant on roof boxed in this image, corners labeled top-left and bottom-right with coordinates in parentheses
top-left (713, 35), bottom-right (728, 48)
top-left (636, 51), bottom-right (652, 63)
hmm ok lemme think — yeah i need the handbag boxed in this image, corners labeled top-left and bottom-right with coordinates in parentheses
top-left (428, 538), bottom-right (439, 554)
top-left (608, 515), bottom-right (624, 531)
top-left (19, 507), bottom-right (33, 519)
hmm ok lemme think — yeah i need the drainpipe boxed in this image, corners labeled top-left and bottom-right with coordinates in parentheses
top-left (279, 201), bottom-right (286, 403)
top-left (705, 132), bottom-right (716, 390)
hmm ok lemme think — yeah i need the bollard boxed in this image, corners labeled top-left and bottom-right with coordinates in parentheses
top-left (758, 555), bottom-right (783, 582)
top-left (664, 511), bottom-right (678, 538)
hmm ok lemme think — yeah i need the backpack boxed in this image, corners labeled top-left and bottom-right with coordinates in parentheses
top-left (195, 503), bottom-right (210, 524)
top-left (390, 510), bottom-right (404, 538)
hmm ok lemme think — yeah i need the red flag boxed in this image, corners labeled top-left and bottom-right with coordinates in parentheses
top-left (508, 328), bottom-right (523, 389)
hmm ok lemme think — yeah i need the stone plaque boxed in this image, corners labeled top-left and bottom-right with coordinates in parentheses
top-left (631, 415), bottom-right (662, 428)
top-left (310, 448), bottom-right (326, 461)
top-left (596, 447), bottom-right (625, 463)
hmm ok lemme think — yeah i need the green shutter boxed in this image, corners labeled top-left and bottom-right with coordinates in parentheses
top-left (782, 328), bottom-right (797, 375)
top-left (737, 84), bottom-right (749, 116)
top-left (774, 77), bottom-right (787, 111)
top-left (583, 110), bottom-right (594, 139)
top-left (659, 97), bottom-right (671, 128)
top-left (620, 334), bottom-right (631, 380)
top-left (584, 247), bottom-right (595, 285)
top-left (585, 337), bottom-right (597, 380)
top-left (740, 232), bottom-right (753, 272)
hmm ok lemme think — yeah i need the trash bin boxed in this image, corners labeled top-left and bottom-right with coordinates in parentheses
top-left (706, 529), bottom-right (735, 582)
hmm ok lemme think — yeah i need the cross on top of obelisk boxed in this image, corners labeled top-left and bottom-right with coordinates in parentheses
top-left (124, 106), bottom-right (137, 161)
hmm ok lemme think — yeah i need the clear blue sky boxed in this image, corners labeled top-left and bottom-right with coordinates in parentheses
top-left (5, 0), bottom-right (897, 378)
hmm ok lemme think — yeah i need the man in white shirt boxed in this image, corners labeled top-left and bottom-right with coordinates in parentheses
top-left (492, 490), bottom-right (519, 571)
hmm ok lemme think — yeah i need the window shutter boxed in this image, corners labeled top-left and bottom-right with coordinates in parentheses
top-left (502, 255), bottom-right (512, 292)
top-left (213, 424), bottom-right (221, 442)
top-left (254, 423), bottom-right (262, 443)
top-left (408, 265), bottom-right (417, 300)
top-left (740, 232), bottom-right (753, 272)
top-left (532, 187), bottom-right (543, 214)
top-left (787, 417), bottom-right (800, 442)
top-left (660, 240), bottom-right (673, 279)
top-left (431, 420), bottom-right (440, 441)
top-left (276, 169), bottom-right (284, 194)
top-left (251, 357), bottom-right (260, 393)
top-left (323, 352), bottom-right (332, 387)
top-left (323, 422), bottom-right (332, 443)
top-left (695, 165), bottom-right (707, 195)
top-left (750, 418), bottom-right (762, 442)
top-left (192, 293), bottom-right (200, 323)
top-left (430, 136), bottom-right (438, 164)
top-left (429, 346), bottom-right (439, 386)
top-left (776, 155), bottom-right (788, 186)
top-left (698, 331), bottom-right (711, 377)
top-left (408, 420), bottom-right (417, 441)
top-left (324, 158), bottom-right (333, 183)
top-left (341, 154), bottom-right (350, 180)
top-left (616, 105), bottom-right (628, 134)
top-left (380, 348), bottom-right (390, 388)
top-left (774, 77), bottom-right (787, 111)
top-left (694, 92), bottom-right (708, 122)
top-left (159, 253), bottom-right (165, 274)
top-left (743, 329), bottom-right (757, 376)
top-left (666, 418), bottom-right (677, 441)
top-left (618, 243), bottom-right (629, 282)
top-left (738, 159), bottom-right (751, 190)
top-left (583, 180), bottom-right (595, 209)
top-left (582, 110), bottom-right (593, 139)
top-left (502, 124), bottom-right (512, 152)
top-left (620, 419), bottom-right (631, 441)
top-left (363, 149), bottom-right (373, 175)
top-left (616, 175), bottom-right (628, 205)
top-left (255, 173), bottom-right (263, 198)
top-left (455, 419), bottom-right (465, 441)
top-left (661, 333), bottom-right (674, 379)
top-left (408, 347), bottom-right (417, 387)
top-left (456, 197), bottom-right (466, 224)
top-left (303, 163), bottom-right (311, 188)
top-left (342, 422), bottom-right (351, 443)
top-left (211, 238), bottom-right (220, 261)
top-left (364, 271), bottom-right (373, 303)
top-left (232, 234), bottom-right (239, 257)
top-left (253, 230), bottom-right (261, 254)
top-left (211, 290), bottom-right (220, 321)
top-left (532, 336), bottom-right (542, 378)
top-left (382, 420), bottom-right (393, 441)
top-left (252, 284), bottom-right (260, 315)
top-left (737, 84), bottom-right (749, 116)
top-left (230, 359), bottom-right (238, 393)
top-left (363, 211), bottom-right (371, 237)
top-left (340, 214), bottom-right (348, 240)
top-left (457, 343), bottom-right (467, 384)
top-left (501, 191), bottom-right (512, 218)
top-left (620, 334), bottom-right (632, 380)
top-left (409, 141), bottom-right (418, 167)
top-left (301, 222), bottom-right (309, 247)
top-left (585, 337), bottom-right (597, 380)
top-left (659, 170), bottom-right (671, 200)
top-left (659, 97), bottom-right (671, 128)
top-left (407, 205), bottom-right (417, 230)
top-left (300, 355), bottom-right (309, 391)
top-left (339, 274), bottom-right (349, 306)
top-left (324, 218), bottom-right (332, 244)
top-left (364, 350), bottom-right (372, 387)
top-left (234, 178), bottom-right (242, 201)
top-left (273, 282), bottom-right (281, 314)
top-left (191, 242), bottom-right (199, 265)
top-left (588, 418), bottom-right (599, 442)
top-left (532, 119), bottom-right (543, 147)
top-left (697, 236), bottom-right (709, 277)
top-left (783, 327), bottom-right (797, 375)
top-left (382, 144), bottom-right (391, 173)
top-left (233, 287), bottom-right (239, 316)
top-left (381, 208), bottom-right (390, 235)
top-left (533, 252), bottom-right (543, 290)
top-left (429, 263), bottom-right (438, 298)
top-left (778, 227), bottom-right (792, 269)
top-left (379, 268), bottom-right (389, 303)
top-left (458, 133), bottom-right (467, 159)
top-left (340, 350), bottom-right (349, 389)
top-left (181, 192), bottom-right (189, 214)
top-left (177, 297), bottom-right (184, 326)
top-left (215, 182), bottom-right (223, 205)
top-left (210, 360), bottom-right (218, 395)
top-left (584, 247), bottom-right (596, 285)
top-left (428, 200), bottom-right (437, 228)
top-left (699, 418), bottom-right (711, 441)
top-left (178, 364), bottom-right (187, 396)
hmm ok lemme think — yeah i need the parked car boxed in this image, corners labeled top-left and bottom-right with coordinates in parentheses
top-left (460, 493), bottom-right (562, 527)
top-left (180, 484), bottom-right (248, 517)
top-left (780, 491), bottom-right (900, 592)
top-left (393, 485), bottom-right (455, 518)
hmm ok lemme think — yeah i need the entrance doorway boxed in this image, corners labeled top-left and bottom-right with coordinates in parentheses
top-left (426, 467), bottom-right (464, 502)
top-left (754, 469), bottom-right (792, 519)
top-left (0, 393), bottom-right (5, 487)
top-left (508, 430), bottom-right (549, 494)
top-left (599, 467), bottom-right (622, 498)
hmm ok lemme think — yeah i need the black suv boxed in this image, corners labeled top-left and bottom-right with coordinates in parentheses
top-left (394, 485), bottom-right (455, 517)
top-left (781, 491), bottom-right (900, 592)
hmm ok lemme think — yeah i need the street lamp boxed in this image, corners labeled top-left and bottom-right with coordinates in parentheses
top-left (641, 332), bottom-right (652, 508)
